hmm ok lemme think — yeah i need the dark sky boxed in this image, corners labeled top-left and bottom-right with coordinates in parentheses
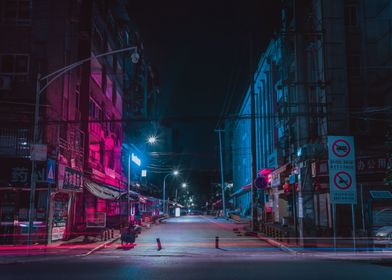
top-left (128, 0), bottom-right (281, 171)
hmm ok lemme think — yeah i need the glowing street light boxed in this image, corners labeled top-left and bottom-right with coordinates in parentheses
top-left (147, 136), bottom-right (157, 145)
top-left (175, 182), bottom-right (188, 203)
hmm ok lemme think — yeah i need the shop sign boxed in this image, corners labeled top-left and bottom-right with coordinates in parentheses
top-left (51, 226), bottom-right (65, 241)
top-left (30, 144), bottom-right (47, 161)
top-left (315, 156), bottom-right (390, 177)
top-left (328, 136), bottom-right (357, 204)
top-left (298, 196), bottom-right (304, 218)
top-left (58, 164), bottom-right (83, 192)
top-left (270, 174), bottom-right (280, 187)
top-left (289, 174), bottom-right (297, 184)
top-left (0, 159), bottom-right (47, 187)
top-left (356, 157), bottom-right (391, 174)
top-left (131, 153), bottom-right (141, 166)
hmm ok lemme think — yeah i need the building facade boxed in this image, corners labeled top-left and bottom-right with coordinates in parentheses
top-left (0, 0), bottom-right (157, 244)
top-left (229, 0), bottom-right (392, 242)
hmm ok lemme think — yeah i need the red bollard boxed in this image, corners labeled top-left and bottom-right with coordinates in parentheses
top-left (215, 236), bottom-right (219, 249)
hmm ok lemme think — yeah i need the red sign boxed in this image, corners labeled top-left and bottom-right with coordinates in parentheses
top-left (332, 139), bottom-right (351, 158)
top-left (333, 171), bottom-right (352, 190)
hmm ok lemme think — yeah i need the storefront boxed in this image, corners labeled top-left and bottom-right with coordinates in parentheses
top-left (269, 163), bottom-right (292, 226)
top-left (0, 159), bottom-right (49, 244)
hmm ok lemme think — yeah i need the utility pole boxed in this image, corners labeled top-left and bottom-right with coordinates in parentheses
top-left (215, 129), bottom-right (226, 218)
top-left (250, 34), bottom-right (258, 232)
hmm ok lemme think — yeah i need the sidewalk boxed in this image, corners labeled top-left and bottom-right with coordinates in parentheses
top-left (238, 223), bottom-right (392, 256)
top-left (0, 230), bottom-right (120, 264)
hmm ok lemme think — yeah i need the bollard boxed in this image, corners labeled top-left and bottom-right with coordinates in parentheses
top-left (215, 236), bottom-right (219, 249)
top-left (104, 230), bottom-right (108, 241)
top-left (156, 238), bottom-right (162, 250)
top-left (111, 229), bottom-right (114, 239)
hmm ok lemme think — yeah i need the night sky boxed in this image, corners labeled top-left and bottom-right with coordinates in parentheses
top-left (128, 0), bottom-right (281, 193)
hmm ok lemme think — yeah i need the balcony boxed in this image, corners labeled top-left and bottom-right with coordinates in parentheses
top-left (58, 125), bottom-right (85, 170)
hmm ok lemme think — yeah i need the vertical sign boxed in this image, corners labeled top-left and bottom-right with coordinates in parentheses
top-left (47, 159), bottom-right (56, 184)
top-left (328, 136), bottom-right (357, 204)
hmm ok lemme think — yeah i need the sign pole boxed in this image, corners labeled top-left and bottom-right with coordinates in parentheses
top-left (332, 203), bottom-right (337, 251)
top-left (351, 203), bottom-right (356, 252)
top-left (360, 184), bottom-right (365, 233)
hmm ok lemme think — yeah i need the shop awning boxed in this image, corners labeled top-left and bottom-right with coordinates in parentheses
top-left (84, 179), bottom-right (125, 200)
top-left (118, 190), bottom-right (140, 201)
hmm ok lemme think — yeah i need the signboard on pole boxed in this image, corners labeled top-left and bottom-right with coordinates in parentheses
top-left (328, 136), bottom-right (357, 204)
top-left (30, 144), bottom-right (47, 161)
top-left (47, 159), bottom-right (55, 184)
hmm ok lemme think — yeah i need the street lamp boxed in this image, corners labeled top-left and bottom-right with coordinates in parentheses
top-left (162, 170), bottom-right (179, 214)
top-left (28, 46), bottom-right (139, 244)
top-left (175, 183), bottom-right (188, 203)
top-left (147, 136), bottom-right (157, 145)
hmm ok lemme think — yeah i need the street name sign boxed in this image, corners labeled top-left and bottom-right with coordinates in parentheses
top-left (328, 136), bottom-right (357, 204)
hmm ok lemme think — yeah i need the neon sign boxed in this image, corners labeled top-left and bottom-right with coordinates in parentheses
top-left (131, 153), bottom-right (141, 166)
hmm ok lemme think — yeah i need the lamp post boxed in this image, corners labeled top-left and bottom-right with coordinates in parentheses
top-left (28, 46), bottom-right (139, 245)
top-left (162, 170), bottom-right (179, 214)
top-left (175, 183), bottom-right (187, 203)
top-left (215, 129), bottom-right (226, 218)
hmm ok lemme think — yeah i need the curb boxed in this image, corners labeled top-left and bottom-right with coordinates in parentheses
top-left (239, 225), bottom-right (299, 255)
top-left (0, 235), bottom-right (122, 264)
top-left (79, 235), bottom-right (121, 257)
top-left (255, 233), bottom-right (299, 255)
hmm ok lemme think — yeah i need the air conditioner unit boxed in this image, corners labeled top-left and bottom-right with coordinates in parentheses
top-left (0, 76), bottom-right (12, 90)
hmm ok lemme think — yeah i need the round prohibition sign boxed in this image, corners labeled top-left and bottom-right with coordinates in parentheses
top-left (333, 171), bottom-right (352, 190)
top-left (332, 139), bottom-right (351, 158)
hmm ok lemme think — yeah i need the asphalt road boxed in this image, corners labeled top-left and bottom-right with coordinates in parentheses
top-left (1, 216), bottom-right (392, 280)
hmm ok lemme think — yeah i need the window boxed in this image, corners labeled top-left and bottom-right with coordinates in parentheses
top-left (344, 5), bottom-right (358, 26)
top-left (0, 54), bottom-right (29, 74)
top-left (0, 0), bottom-right (31, 24)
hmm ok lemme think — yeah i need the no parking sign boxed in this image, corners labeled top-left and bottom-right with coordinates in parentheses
top-left (328, 136), bottom-right (357, 204)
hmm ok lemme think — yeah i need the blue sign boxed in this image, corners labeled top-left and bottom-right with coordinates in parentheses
top-left (47, 159), bottom-right (56, 184)
top-left (131, 153), bottom-right (141, 166)
top-left (289, 174), bottom-right (297, 184)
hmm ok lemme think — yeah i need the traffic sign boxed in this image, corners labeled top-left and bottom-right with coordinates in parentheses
top-left (30, 144), bottom-right (47, 161)
top-left (328, 136), bottom-right (354, 161)
top-left (333, 171), bottom-right (352, 190)
top-left (332, 139), bottom-right (350, 158)
top-left (328, 136), bottom-right (357, 204)
top-left (47, 159), bottom-right (55, 184)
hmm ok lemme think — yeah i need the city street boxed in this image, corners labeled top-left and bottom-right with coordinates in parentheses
top-left (1, 216), bottom-right (392, 280)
